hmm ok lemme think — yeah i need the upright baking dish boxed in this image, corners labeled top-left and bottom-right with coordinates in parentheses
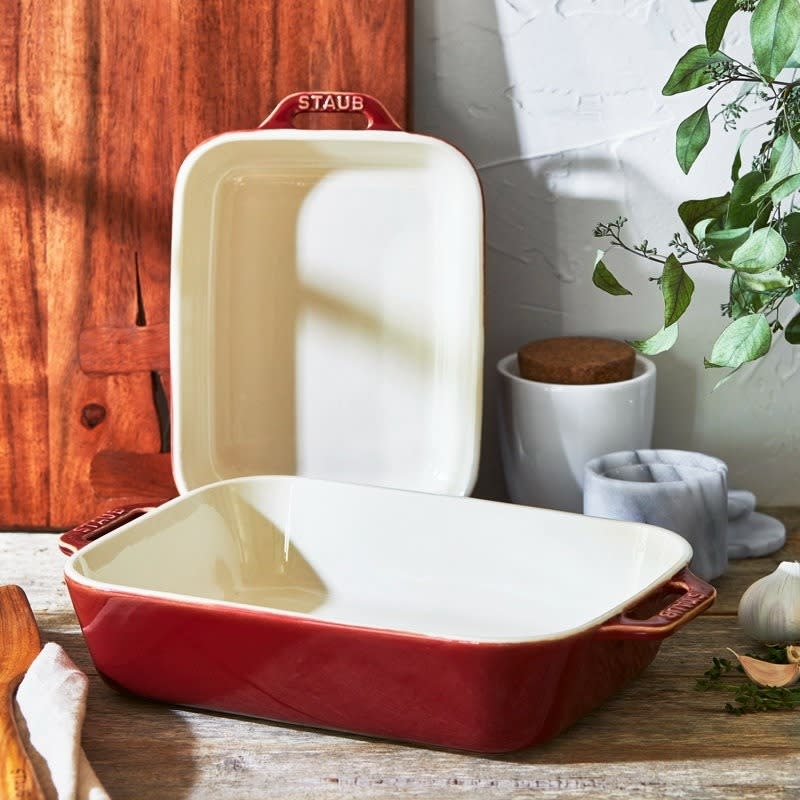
top-left (60, 475), bottom-right (714, 754)
top-left (170, 92), bottom-right (483, 496)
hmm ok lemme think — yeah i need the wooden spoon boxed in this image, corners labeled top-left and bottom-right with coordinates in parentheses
top-left (0, 585), bottom-right (46, 799)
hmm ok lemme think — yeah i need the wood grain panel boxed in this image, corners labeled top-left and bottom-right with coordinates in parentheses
top-left (1, 0), bottom-right (409, 528)
top-left (0, 1), bottom-right (50, 527)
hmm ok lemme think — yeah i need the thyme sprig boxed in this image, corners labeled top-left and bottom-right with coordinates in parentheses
top-left (696, 648), bottom-right (800, 714)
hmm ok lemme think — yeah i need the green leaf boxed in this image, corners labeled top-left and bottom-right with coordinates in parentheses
top-left (661, 255), bottom-right (695, 327)
top-left (737, 267), bottom-right (793, 292)
top-left (770, 172), bottom-right (800, 204)
top-left (754, 200), bottom-right (774, 230)
top-left (693, 218), bottom-right (716, 241)
top-left (676, 105), bottom-right (711, 174)
top-left (703, 225), bottom-right (752, 260)
top-left (729, 227), bottom-right (787, 272)
top-left (707, 0), bottom-right (738, 52)
top-left (785, 310), bottom-right (800, 343)
top-left (753, 133), bottom-right (800, 201)
top-left (768, 132), bottom-right (790, 173)
top-left (678, 194), bottom-right (730, 235)
top-left (662, 45), bottom-right (732, 95)
top-left (727, 171), bottom-right (765, 228)
top-left (729, 113), bottom-right (758, 183)
top-left (750, 0), bottom-right (800, 81)
top-left (783, 212), bottom-right (800, 242)
top-left (786, 31), bottom-right (800, 66)
top-left (731, 148), bottom-right (742, 183)
top-left (708, 313), bottom-right (772, 368)
top-left (592, 252), bottom-right (632, 296)
top-left (729, 280), bottom-right (766, 318)
top-left (629, 324), bottom-right (679, 355)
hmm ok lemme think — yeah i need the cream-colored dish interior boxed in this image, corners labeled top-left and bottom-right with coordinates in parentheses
top-left (67, 477), bottom-right (693, 643)
top-left (170, 131), bottom-right (483, 496)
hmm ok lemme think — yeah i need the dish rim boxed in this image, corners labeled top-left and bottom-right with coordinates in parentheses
top-left (63, 476), bottom-right (695, 647)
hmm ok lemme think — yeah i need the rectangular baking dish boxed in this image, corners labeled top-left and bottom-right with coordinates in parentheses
top-left (60, 475), bottom-right (714, 753)
top-left (170, 92), bottom-right (483, 496)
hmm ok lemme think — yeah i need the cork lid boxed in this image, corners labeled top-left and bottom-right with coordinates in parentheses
top-left (517, 336), bottom-right (635, 385)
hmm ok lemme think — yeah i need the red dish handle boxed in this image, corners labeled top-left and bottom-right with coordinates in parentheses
top-left (258, 91), bottom-right (403, 132)
top-left (59, 504), bottom-right (156, 556)
top-left (595, 568), bottom-right (716, 640)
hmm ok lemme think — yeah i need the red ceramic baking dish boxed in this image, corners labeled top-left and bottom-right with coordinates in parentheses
top-left (60, 476), bottom-right (715, 754)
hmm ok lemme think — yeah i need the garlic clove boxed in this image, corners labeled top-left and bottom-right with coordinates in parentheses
top-left (728, 649), bottom-right (800, 687)
top-left (787, 645), bottom-right (800, 664)
top-left (737, 561), bottom-right (800, 644)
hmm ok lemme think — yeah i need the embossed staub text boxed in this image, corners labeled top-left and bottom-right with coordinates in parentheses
top-left (296, 93), bottom-right (364, 112)
top-left (659, 590), bottom-right (705, 620)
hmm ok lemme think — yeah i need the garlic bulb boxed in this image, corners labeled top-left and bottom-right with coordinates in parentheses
top-left (738, 561), bottom-right (800, 644)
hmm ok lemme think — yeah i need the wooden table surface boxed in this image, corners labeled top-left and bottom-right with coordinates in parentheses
top-left (2, 511), bottom-right (799, 799)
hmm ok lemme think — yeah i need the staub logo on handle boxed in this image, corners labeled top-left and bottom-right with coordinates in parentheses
top-left (70, 505), bottom-right (144, 538)
top-left (658, 589), bottom-right (706, 620)
top-left (296, 93), bottom-right (365, 112)
top-left (71, 507), bottom-right (132, 537)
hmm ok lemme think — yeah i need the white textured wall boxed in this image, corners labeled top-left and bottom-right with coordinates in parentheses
top-left (414, 0), bottom-right (800, 505)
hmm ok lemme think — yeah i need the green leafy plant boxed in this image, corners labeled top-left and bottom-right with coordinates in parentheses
top-left (593, 0), bottom-right (800, 381)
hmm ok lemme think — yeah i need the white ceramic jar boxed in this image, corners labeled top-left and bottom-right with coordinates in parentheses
top-left (496, 352), bottom-right (656, 513)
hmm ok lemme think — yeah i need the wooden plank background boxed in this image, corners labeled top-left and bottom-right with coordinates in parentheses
top-left (0, 0), bottom-right (410, 529)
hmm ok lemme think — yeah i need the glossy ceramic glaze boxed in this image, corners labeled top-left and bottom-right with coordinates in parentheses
top-left (61, 476), bottom-right (714, 752)
top-left (497, 352), bottom-right (656, 513)
top-left (170, 96), bottom-right (483, 496)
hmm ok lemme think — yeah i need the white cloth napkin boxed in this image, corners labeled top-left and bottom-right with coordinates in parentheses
top-left (14, 642), bottom-right (110, 800)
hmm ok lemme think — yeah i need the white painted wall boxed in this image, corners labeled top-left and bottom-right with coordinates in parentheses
top-left (413, 0), bottom-right (800, 505)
